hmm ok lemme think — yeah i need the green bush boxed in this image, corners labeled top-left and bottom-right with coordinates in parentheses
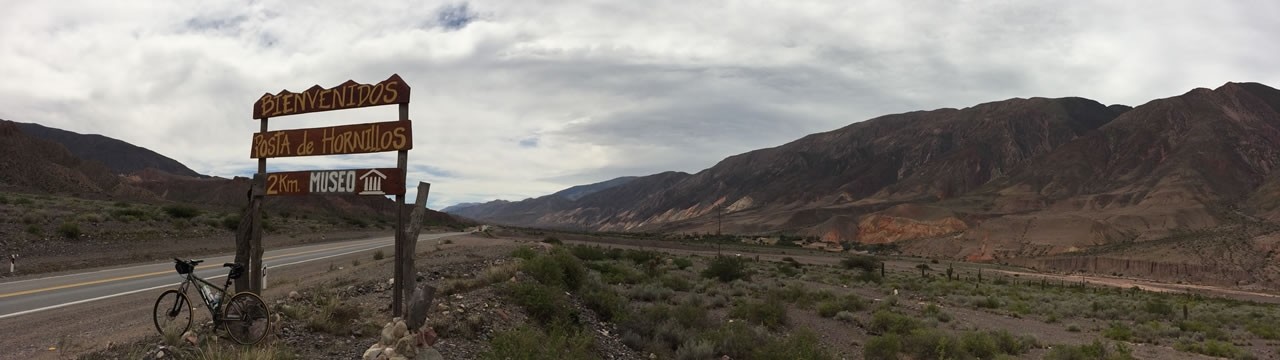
top-left (1175, 340), bottom-right (1244, 359)
top-left (901, 329), bottom-right (964, 360)
top-left (752, 329), bottom-right (833, 360)
top-left (975, 295), bottom-right (1001, 309)
top-left (569, 245), bottom-right (607, 261)
top-left (701, 256), bottom-right (748, 282)
top-left (581, 284), bottom-right (628, 322)
top-left (869, 310), bottom-right (920, 335)
top-left (512, 246), bottom-right (537, 260)
top-left (58, 222), bottom-right (81, 239)
top-left (484, 325), bottom-right (595, 360)
top-left (730, 298), bottom-right (788, 330)
top-left (587, 262), bottom-right (642, 284)
top-left (25, 224), bottom-right (41, 236)
top-left (162, 205), bottom-right (201, 219)
top-left (1103, 323), bottom-right (1132, 341)
top-left (522, 250), bottom-right (586, 291)
top-left (1044, 340), bottom-right (1134, 360)
top-left (705, 321), bottom-right (765, 359)
top-left (221, 214), bottom-right (241, 230)
top-left (864, 334), bottom-right (902, 360)
top-left (542, 236), bottom-right (563, 245)
top-left (675, 339), bottom-right (716, 360)
top-left (506, 283), bottom-right (576, 328)
top-left (817, 294), bottom-right (867, 318)
top-left (841, 255), bottom-right (880, 272)
top-left (1247, 321), bottom-right (1280, 340)
top-left (1143, 299), bottom-right (1174, 317)
top-left (660, 274), bottom-right (694, 292)
top-left (673, 257), bottom-right (693, 270)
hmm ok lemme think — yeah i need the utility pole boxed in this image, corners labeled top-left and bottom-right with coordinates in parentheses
top-left (717, 205), bottom-right (723, 236)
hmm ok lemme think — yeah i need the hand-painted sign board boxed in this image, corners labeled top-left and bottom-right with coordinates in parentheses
top-left (253, 74), bottom-right (411, 119)
top-left (250, 121), bottom-right (412, 158)
top-left (265, 168), bottom-right (405, 196)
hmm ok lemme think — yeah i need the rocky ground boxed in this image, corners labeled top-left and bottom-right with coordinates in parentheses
top-left (52, 230), bottom-right (1280, 359)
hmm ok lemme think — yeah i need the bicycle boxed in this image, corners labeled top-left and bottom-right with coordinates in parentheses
top-left (153, 258), bottom-right (271, 345)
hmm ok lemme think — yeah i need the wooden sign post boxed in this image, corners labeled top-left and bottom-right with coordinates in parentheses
top-left (246, 75), bottom-right (421, 314)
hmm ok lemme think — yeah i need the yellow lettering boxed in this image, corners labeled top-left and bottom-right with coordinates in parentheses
top-left (382, 81), bottom-right (399, 103)
top-left (259, 95), bottom-right (276, 118)
top-left (392, 128), bottom-right (407, 149)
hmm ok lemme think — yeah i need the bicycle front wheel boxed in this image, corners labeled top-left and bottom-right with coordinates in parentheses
top-left (222, 292), bottom-right (271, 345)
top-left (153, 289), bottom-right (192, 337)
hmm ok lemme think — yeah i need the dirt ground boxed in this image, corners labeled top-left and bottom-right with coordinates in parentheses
top-left (0, 233), bottom-right (492, 360)
top-left (8, 230), bottom-right (1280, 359)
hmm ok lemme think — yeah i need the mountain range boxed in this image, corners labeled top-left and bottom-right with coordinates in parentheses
top-left (448, 82), bottom-right (1280, 280)
top-left (0, 119), bottom-right (400, 218)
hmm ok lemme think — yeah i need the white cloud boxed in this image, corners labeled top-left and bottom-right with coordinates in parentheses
top-left (1, 0), bottom-right (1277, 209)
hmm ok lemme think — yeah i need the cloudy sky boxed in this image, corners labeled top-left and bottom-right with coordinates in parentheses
top-left (1, 1), bottom-right (1276, 208)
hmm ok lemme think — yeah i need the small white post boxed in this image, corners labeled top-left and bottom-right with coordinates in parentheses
top-left (9, 254), bottom-right (16, 274)
top-left (262, 265), bottom-right (268, 290)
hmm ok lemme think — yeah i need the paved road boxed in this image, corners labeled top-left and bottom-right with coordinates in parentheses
top-left (0, 232), bottom-right (465, 319)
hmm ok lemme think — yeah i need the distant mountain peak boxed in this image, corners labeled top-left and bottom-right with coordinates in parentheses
top-left (11, 121), bottom-right (202, 177)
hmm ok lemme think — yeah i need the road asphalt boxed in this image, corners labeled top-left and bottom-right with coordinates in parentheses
top-left (0, 232), bottom-right (466, 320)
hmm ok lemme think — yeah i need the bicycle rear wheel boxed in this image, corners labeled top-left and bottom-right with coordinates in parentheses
top-left (153, 289), bottom-right (192, 337)
top-left (222, 292), bottom-right (271, 345)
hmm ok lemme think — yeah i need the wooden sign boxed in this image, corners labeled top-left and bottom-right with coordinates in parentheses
top-left (251, 121), bottom-right (412, 158)
top-left (265, 168), bottom-right (405, 196)
top-left (253, 74), bottom-right (411, 119)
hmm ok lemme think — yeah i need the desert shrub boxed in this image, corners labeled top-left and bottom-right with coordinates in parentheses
top-left (629, 283), bottom-right (674, 302)
top-left (587, 262), bottom-right (642, 285)
top-left (975, 295), bottom-right (1002, 309)
top-left (674, 339), bottom-right (716, 360)
top-left (1103, 323), bottom-right (1132, 341)
top-left (817, 294), bottom-right (867, 318)
top-left (869, 310), bottom-right (920, 335)
top-left (902, 329), bottom-right (964, 360)
top-left (484, 325), bottom-right (595, 360)
top-left (673, 257), bottom-right (693, 270)
top-left (162, 205), bottom-right (200, 219)
top-left (863, 334), bottom-right (902, 360)
top-left (512, 246), bottom-right (537, 260)
top-left (705, 321), bottom-right (766, 359)
top-left (221, 214), bottom-right (241, 230)
top-left (924, 303), bottom-right (953, 323)
top-left (373, 250), bottom-right (385, 260)
top-left (730, 298), bottom-right (788, 330)
top-left (752, 329), bottom-right (833, 360)
top-left (305, 294), bottom-right (362, 335)
top-left (522, 250), bottom-right (587, 291)
top-left (1044, 340), bottom-right (1134, 360)
top-left (1175, 340), bottom-right (1244, 359)
top-left (701, 256), bottom-right (748, 282)
top-left (542, 236), bottom-right (563, 245)
top-left (624, 249), bottom-right (660, 264)
top-left (660, 274), bottom-right (694, 292)
top-left (78, 213), bottom-right (103, 224)
top-left (1143, 298), bottom-right (1174, 317)
top-left (506, 283), bottom-right (576, 328)
top-left (1247, 321), bottom-right (1280, 340)
top-left (58, 222), bottom-right (81, 239)
top-left (569, 245), bottom-right (607, 261)
top-left (341, 217), bottom-right (367, 228)
top-left (835, 310), bottom-right (857, 323)
top-left (841, 255), bottom-right (880, 272)
top-left (14, 197), bottom-right (33, 206)
top-left (581, 284), bottom-right (628, 322)
top-left (1067, 324), bottom-right (1081, 332)
top-left (25, 224), bottom-right (41, 236)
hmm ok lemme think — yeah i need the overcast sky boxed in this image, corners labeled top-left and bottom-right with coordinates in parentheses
top-left (1, 1), bottom-right (1277, 209)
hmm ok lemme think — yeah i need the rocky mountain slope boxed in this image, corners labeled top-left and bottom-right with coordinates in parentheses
top-left (449, 83), bottom-right (1280, 268)
top-left (0, 119), bottom-right (463, 221)
top-left (12, 121), bottom-right (202, 177)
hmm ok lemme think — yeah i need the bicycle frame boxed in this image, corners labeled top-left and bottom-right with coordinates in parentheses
top-left (173, 270), bottom-right (233, 319)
